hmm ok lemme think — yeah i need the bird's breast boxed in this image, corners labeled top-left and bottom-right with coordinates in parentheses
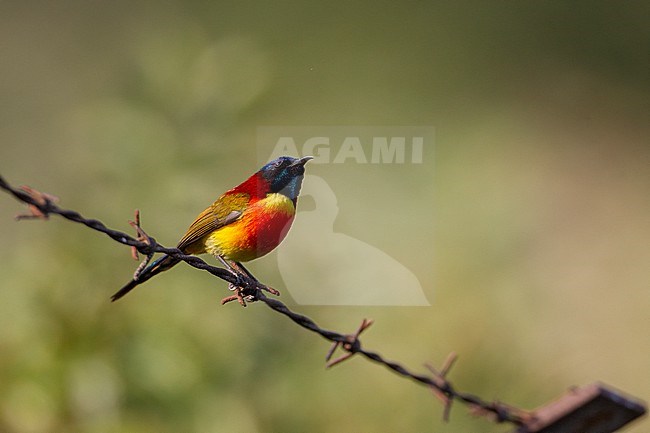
top-left (205, 193), bottom-right (296, 262)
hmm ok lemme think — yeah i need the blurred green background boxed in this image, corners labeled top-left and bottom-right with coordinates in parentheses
top-left (1, 1), bottom-right (648, 432)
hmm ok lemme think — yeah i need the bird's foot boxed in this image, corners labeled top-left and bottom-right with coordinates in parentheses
top-left (220, 285), bottom-right (253, 307)
top-left (220, 277), bottom-right (279, 307)
top-left (220, 274), bottom-right (258, 306)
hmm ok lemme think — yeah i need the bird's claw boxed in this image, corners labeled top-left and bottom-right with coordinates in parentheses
top-left (222, 274), bottom-right (257, 306)
top-left (220, 269), bottom-right (280, 307)
top-left (220, 285), bottom-right (257, 307)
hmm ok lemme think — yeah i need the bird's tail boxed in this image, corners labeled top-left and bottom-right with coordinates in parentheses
top-left (111, 254), bottom-right (180, 302)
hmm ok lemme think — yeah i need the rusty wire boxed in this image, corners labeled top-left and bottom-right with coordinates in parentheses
top-left (0, 174), bottom-right (530, 427)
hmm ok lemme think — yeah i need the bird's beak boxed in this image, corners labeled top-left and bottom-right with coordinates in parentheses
top-left (292, 156), bottom-right (314, 167)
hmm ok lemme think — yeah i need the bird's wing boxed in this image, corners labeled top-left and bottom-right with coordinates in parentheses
top-left (176, 193), bottom-right (250, 252)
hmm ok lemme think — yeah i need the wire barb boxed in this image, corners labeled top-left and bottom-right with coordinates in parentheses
top-left (13, 185), bottom-right (58, 220)
top-left (425, 352), bottom-right (458, 422)
top-left (128, 209), bottom-right (157, 280)
top-left (325, 319), bottom-right (373, 368)
top-left (220, 284), bottom-right (254, 307)
top-left (129, 209), bottom-right (142, 261)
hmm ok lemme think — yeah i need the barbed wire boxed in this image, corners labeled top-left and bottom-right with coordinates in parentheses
top-left (0, 174), bottom-right (532, 427)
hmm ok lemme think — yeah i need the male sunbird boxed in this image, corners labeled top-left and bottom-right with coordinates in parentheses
top-left (111, 156), bottom-right (313, 301)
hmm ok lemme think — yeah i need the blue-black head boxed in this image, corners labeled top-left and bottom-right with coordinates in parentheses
top-left (260, 156), bottom-right (313, 201)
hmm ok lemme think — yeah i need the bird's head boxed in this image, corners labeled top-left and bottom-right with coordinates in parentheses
top-left (259, 156), bottom-right (313, 200)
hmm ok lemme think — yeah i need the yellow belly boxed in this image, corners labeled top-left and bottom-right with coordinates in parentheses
top-left (205, 193), bottom-right (296, 262)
